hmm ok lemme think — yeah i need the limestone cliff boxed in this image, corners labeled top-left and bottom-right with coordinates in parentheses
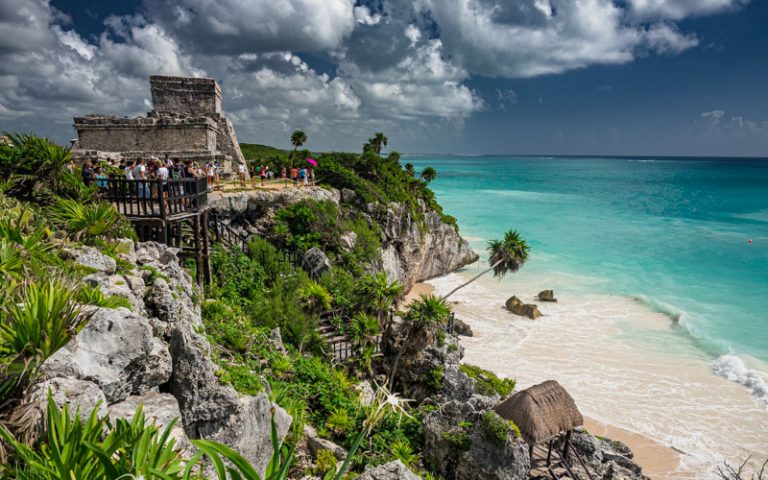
top-left (40, 241), bottom-right (291, 476)
top-left (208, 187), bottom-right (478, 289)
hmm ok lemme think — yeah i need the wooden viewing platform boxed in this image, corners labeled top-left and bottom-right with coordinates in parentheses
top-left (103, 177), bottom-right (212, 285)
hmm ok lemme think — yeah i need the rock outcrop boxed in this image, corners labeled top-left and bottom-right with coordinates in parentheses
top-left (208, 188), bottom-right (478, 289)
top-left (537, 289), bottom-right (557, 302)
top-left (505, 296), bottom-right (542, 319)
top-left (356, 460), bottom-right (421, 480)
top-left (423, 397), bottom-right (531, 480)
top-left (39, 241), bottom-right (291, 477)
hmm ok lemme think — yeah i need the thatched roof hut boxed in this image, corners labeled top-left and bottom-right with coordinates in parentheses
top-left (493, 380), bottom-right (583, 446)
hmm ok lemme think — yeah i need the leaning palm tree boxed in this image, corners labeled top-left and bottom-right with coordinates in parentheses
top-left (404, 163), bottom-right (415, 177)
top-left (387, 294), bottom-right (451, 390)
top-left (420, 166), bottom-right (437, 183)
top-left (443, 229), bottom-right (529, 300)
top-left (290, 130), bottom-right (307, 169)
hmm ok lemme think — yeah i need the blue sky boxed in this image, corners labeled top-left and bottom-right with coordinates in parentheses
top-left (1, 0), bottom-right (766, 156)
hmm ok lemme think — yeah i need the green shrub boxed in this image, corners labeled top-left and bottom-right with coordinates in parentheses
top-left (326, 407), bottom-right (355, 436)
top-left (481, 411), bottom-right (510, 444)
top-left (77, 284), bottom-right (132, 310)
top-left (508, 420), bottom-right (522, 438)
top-left (459, 364), bottom-right (516, 398)
top-left (389, 439), bottom-right (418, 467)
top-left (50, 199), bottom-right (123, 241)
top-left (426, 366), bottom-right (444, 392)
top-left (313, 449), bottom-right (338, 477)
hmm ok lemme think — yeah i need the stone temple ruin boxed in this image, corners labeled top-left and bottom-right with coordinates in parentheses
top-left (73, 75), bottom-right (245, 175)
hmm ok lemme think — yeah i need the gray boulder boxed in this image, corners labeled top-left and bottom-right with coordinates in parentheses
top-left (304, 424), bottom-right (348, 461)
top-left (65, 246), bottom-right (117, 274)
top-left (198, 393), bottom-right (292, 477)
top-left (42, 307), bottom-right (172, 403)
top-left (424, 398), bottom-right (530, 480)
top-left (303, 247), bottom-right (331, 277)
top-left (83, 273), bottom-right (145, 314)
top-left (505, 296), bottom-right (542, 319)
top-left (31, 377), bottom-right (108, 418)
top-left (356, 460), bottom-right (421, 480)
top-left (537, 289), bottom-right (557, 302)
top-left (340, 231), bottom-right (357, 251)
top-left (108, 391), bottom-right (191, 452)
top-left (453, 318), bottom-right (473, 336)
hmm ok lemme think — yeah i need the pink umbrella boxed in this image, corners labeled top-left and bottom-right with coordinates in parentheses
top-left (307, 157), bottom-right (318, 166)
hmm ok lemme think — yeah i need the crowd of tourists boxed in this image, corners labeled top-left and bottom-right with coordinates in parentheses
top-left (73, 156), bottom-right (316, 196)
top-left (72, 156), bottom-right (222, 195)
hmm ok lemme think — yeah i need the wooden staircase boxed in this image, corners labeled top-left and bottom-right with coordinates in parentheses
top-left (528, 434), bottom-right (597, 480)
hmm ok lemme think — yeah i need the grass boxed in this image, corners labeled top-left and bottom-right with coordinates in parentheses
top-left (459, 363), bottom-right (516, 398)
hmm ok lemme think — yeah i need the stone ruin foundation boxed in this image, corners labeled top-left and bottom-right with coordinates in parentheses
top-left (73, 75), bottom-right (246, 176)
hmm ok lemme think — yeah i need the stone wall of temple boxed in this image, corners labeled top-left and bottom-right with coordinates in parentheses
top-left (74, 115), bottom-right (219, 153)
top-left (150, 76), bottom-right (222, 116)
top-left (73, 75), bottom-right (246, 176)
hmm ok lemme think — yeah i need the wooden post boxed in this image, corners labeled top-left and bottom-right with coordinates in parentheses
top-left (202, 210), bottom-right (212, 285)
top-left (193, 214), bottom-right (203, 287)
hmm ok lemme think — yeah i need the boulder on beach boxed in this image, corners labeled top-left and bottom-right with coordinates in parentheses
top-left (537, 289), bottom-right (557, 302)
top-left (505, 296), bottom-right (542, 320)
top-left (453, 318), bottom-right (473, 337)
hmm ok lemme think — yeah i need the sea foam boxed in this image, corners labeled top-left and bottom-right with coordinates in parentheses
top-left (712, 355), bottom-right (768, 404)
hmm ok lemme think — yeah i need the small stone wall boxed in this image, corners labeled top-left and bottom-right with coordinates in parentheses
top-left (151, 75), bottom-right (222, 116)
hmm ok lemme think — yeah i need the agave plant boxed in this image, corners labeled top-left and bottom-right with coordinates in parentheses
top-left (0, 279), bottom-right (85, 403)
top-left (50, 198), bottom-right (122, 241)
top-left (0, 394), bottom-right (296, 480)
top-left (0, 133), bottom-right (73, 202)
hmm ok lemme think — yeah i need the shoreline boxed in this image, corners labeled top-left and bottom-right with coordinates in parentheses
top-left (404, 282), bottom-right (686, 480)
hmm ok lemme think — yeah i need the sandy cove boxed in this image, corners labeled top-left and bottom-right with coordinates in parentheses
top-left (404, 282), bottom-right (684, 480)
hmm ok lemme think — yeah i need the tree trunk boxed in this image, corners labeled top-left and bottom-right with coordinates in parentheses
top-left (387, 326), bottom-right (413, 391)
top-left (442, 258), bottom-right (504, 300)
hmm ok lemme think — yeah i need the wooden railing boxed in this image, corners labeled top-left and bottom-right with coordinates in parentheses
top-left (103, 177), bottom-right (209, 219)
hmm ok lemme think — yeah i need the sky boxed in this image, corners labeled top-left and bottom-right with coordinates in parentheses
top-left (0, 0), bottom-right (766, 157)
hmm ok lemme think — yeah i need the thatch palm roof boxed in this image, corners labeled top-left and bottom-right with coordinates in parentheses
top-left (493, 380), bottom-right (583, 446)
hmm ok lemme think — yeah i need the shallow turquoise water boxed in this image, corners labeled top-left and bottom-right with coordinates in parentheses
top-left (408, 155), bottom-right (768, 363)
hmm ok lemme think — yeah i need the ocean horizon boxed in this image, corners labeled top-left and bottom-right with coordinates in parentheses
top-left (407, 154), bottom-right (768, 476)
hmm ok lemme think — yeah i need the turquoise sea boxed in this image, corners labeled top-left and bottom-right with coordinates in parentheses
top-left (408, 155), bottom-right (768, 387)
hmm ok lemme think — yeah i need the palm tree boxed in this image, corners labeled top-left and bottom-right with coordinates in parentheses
top-left (290, 130), bottom-right (307, 169)
top-left (387, 294), bottom-right (451, 389)
top-left (356, 272), bottom-right (404, 332)
top-left (298, 280), bottom-right (332, 315)
top-left (368, 132), bottom-right (388, 155)
top-left (420, 166), bottom-right (437, 183)
top-left (443, 229), bottom-right (529, 300)
top-left (404, 163), bottom-right (415, 177)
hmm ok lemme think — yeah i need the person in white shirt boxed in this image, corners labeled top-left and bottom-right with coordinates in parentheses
top-left (238, 163), bottom-right (246, 187)
top-left (125, 160), bottom-right (135, 180)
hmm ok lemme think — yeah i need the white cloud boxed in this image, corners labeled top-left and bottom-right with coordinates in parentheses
top-left (629, 0), bottom-right (750, 20)
top-left (698, 109), bottom-right (768, 145)
top-left (354, 5), bottom-right (382, 25)
top-left (142, 0), bottom-right (357, 54)
top-left (423, 0), bottom-right (705, 78)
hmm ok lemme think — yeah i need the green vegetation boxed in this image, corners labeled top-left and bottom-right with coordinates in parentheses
top-left (0, 394), bottom-right (294, 480)
top-left (420, 166), bottom-right (437, 184)
top-left (441, 421), bottom-right (473, 451)
top-left (389, 294), bottom-right (452, 389)
top-left (481, 410), bottom-right (511, 444)
top-left (459, 364), bottom-right (516, 398)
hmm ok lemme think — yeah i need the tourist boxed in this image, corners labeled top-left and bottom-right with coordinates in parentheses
top-left (95, 166), bottom-right (108, 194)
top-left (206, 162), bottom-right (216, 191)
top-left (299, 167), bottom-right (308, 187)
top-left (260, 164), bottom-right (267, 186)
top-left (238, 162), bottom-right (247, 187)
top-left (214, 161), bottom-right (221, 188)
top-left (132, 158), bottom-right (149, 212)
top-left (66, 159), bottom-right (77, 174)
top-left (125, 160), bottom-right (135, 180)
top-left (291, 166), bottom-right (299, 186)
top-left (251, 163), bottom-right (259, 187)
top-left (82, 160), bottom-right (94, 186)
top-left (308, 166), bottom-right (315, 186)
